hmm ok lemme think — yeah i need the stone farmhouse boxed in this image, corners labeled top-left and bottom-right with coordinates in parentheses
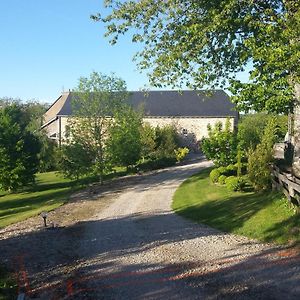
top-left (41, 90), bottom-right (238, 150)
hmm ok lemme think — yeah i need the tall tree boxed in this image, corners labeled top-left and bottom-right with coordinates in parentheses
top-left (59, 72), bottom-right (128, 183)
top-left (0, 98), bottom-right (57, 172)
top-left (94, 0), bottom-right (299, 113)
top-left (23, 101), bottom-right (58, 172)
top-left (0, 97), bottom-right (21, 108)
top-left (0, 105), bottom-right (40, 191)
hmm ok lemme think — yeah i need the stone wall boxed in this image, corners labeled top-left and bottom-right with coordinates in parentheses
top-left (48, 116), bottom-right (235, 149)
top-left (143, 117), bottom-right (235, 140)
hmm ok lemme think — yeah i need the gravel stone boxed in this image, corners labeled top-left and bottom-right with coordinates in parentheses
top-left (0, 157), bottom-right (299, 299)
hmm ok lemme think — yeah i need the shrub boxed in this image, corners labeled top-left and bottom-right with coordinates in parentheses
top-left (237, 176), bottom-right (247, 190)
top-left (238, 113), bottom-right (288, 153)
top-left (154, 125), bottom-right (179, 159)
top-left (225, 176), bottom-right (237, 190)
top-left (58, 142), bottom-right (95, 180)
top-left (236, 148), bottom-right (242, 177)
top-left (138, 157), bottom-right (176, 171)
top-left (217, 166), bottom-right (227, 175)
top-left (225, 176), bottom-right (246, 191)
top-left (234, 162), bottom-right (247, 174)
top-left (225, 164), bottom-right (238, 176)
top-left (174, 147), bottom-right (189, 162)
top-left (247, 118), bottom-right (277, 190)
top-left (218, 175), bottom-right (227, 185)
top-left (201, 119), bottom-right (238, 166)
top-left (210, 169), bottom-right (221, 183)
top-left (216, 165), bottom-right (238, 177)
top-left (140, 123), bottom-right (156, 160)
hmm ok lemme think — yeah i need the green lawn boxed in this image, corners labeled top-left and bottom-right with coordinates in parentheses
top-left (0, 166), bottom-right (134, 229)
top-left (172, 168), bottom-right (300, 245)
top-left (0, 172), bottom-right (82, 228)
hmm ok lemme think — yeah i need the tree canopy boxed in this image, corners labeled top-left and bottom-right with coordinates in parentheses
top-left (59, 72), bottom-right (128, 183)
top-left (107, 106), bottom-right (142, 167)
top-left (95, 0), bottom-right (300, 113)
top-left (0, 105), bottom-right (40, 191)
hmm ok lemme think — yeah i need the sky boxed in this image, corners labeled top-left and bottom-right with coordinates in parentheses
top-left (0, 0), bottom-right (250, 104)
top-left (0, 0), bottom-right (151, 103)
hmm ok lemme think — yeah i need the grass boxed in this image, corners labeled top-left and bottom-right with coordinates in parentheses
top-left (0, 168), bottom-right (130, 229)
top-left (172, 167), bottom-right (300, 245)
top-left (0, 157), bottom-right (177, 230)
top-left (0, 172), bottom-right (83, 228)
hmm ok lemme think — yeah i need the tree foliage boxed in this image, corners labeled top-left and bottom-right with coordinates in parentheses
top-left (0, 105), bottom-right (40, 191)
top-left (140, 123), bottom-right (156, 160)
top-left (58, 140), bottom-right (95, 180)
top-left (154, 125), bottom-right (179, 159)
top-left (37, 133), bottom-right (58, 172)
top-left (0, 97), bottom-right (58, 173)
top-left (107, 106), bottom-right (142, 167)
top-left (238, 113), bottom-right (288, 152)
top-left (201, 119), bottom-right (237, 166)
top-left (58, 72), bottom-right (128, 183)
top-left (23, 101), bottom-right (58, 172)
top-left (95, 0), bottom-right (300, 113)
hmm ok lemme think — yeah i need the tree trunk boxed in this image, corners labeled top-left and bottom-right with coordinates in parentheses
top-left (292, 83), bottom-right (300, 177)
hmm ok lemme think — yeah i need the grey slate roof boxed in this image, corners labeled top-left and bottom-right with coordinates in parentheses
top-left (55, 90), bottom-right (237, 118)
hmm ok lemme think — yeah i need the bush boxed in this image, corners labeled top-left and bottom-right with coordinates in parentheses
top-left (247, 118), bottom-right (277, 190)
top-left (218, 175), bottom-right (227, 185)
top-left (138, 157), bottom-right (176, 171)
top-left (225, 176), bottom-right (238, 190)
top-left (234, 162), bottom-right (247, 174)
top-left (216, 165), bottom-right (237, 176)
top-left (217, 166), bottom-right (227, 175)
top-left (174, 147), bottom-right (189, 162)
top-left (154, 125), bottom-right (179, 159)
top-left (210, 169), bottom-right (221, 183)
top-left (226, 164), bottom-right (238, 175)
top-left (140, 123), bottom-right (156, 160)
top-left (225, 176), bottom-right (246, 191)
top-left (238, 113), bottom-right (288, 153)
top-left (201, 119), bottom-right (238, 166)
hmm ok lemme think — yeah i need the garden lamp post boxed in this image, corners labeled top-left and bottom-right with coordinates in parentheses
top-left (41, 212), bottom-right (48, 227)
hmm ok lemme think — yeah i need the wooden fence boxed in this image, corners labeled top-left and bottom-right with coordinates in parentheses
top-left (271, 165), bottom-right (300, 207)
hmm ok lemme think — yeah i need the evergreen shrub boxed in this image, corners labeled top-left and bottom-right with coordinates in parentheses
top-left (210, 169), bottom-right (221, 183)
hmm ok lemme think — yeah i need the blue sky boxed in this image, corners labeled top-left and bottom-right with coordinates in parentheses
top-left (0, 0), bottom-right (249, 103)
top-left (0, 0), bottom-right (151, 103)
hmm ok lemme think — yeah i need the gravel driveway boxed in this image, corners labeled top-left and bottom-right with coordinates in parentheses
top-left (1, 157), bottom-right (300, 299)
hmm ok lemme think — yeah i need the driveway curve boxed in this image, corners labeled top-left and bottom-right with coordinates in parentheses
top-left (1, 158), bottom-right (299, 299)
